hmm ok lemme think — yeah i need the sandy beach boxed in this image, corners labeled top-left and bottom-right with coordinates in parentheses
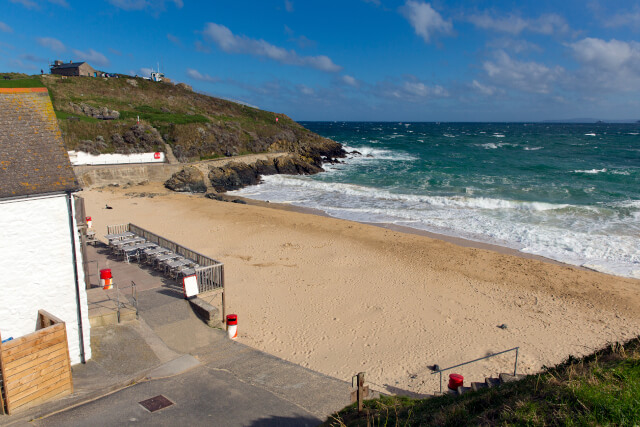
top-left (83, 183), bottom-right (640, 395)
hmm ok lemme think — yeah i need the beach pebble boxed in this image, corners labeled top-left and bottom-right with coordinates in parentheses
top-left (498, 324), bottom-right (508, 329)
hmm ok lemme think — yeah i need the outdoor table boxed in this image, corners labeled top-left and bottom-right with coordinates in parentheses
top-left (104, 232), bottom-right (135, 243)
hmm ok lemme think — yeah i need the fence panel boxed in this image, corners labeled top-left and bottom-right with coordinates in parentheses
top-left (106, 223), bottom-right (130, 235)
top-left (0, 310), bottom-right (73, 414)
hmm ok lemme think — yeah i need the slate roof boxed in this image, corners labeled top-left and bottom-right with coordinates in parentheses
top-left (0, 88), bottom-right (80, 199)
top-left (51, 62), bottom-right (87, 70)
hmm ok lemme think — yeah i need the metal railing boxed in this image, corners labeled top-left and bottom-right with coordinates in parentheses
top-left (195, 264), bottom-right (224, 293)
top-left (106, 223), bottom-right (225, 293)
top-left (115, 280), bottom-right (138, 323)
top-left (107, 223), bottom-right (129, 235)
top-left (431, 347), bottom-right (519, 393)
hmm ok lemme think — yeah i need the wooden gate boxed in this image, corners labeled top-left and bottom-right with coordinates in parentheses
top-left (0, 310), bottom-right (73, 415)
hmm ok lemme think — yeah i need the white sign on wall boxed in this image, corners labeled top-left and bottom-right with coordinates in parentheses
top-left (68, 151), bottom-right (165, 166)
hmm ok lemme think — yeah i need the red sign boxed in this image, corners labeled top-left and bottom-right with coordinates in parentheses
top-left (154, 152), bottom-right (161, 159)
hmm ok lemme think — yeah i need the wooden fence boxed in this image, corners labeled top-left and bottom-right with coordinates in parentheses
top-left (0, 310), bottom-right (73, 415)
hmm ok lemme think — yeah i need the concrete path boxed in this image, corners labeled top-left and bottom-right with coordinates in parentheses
top-left (3, 239), bottom-right (351, 425)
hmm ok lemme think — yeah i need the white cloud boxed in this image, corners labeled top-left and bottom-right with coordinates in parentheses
top-left (375, 76), bottom-right (449, 101)
top-left (342, 75), bottom-right (358, 87)
top-left (471, 79), bottom-right (499, 96)
top-left (10, 0), bottom-right (69, 8)
top-left (139, 67), bottom-right (153, 77)
top-left (108, 0), bottom-right (182, 11)
top-left (467, 12), bottom-right (569, 35)
top-left (603, 11), bottom-right (640, 29)
top-left (36, 37), bottom-right (66, 52)
top-left (298, 84), bottom-right (314, 95)
top-left (487, 38), bottom-right (542, 54)
top-left (399, 1), bottom-right (453, 43)
top-left (72, 48), bottom-right (110, 67)
top-left (0, 22), bottom-right (12, 33)
top-left (482, 51), bottom-right (563, 94)
top-left (167, 33), bottom-right (181, 45)
top-left (186, 68), bottom-right (219, 83)
top-left (202, 23), bottom-right (342, 72)
top-left (109, 48), bottom-right (122, 56)
top-left (567, 38), bottom-right (640, 90)
top-left (284, 0), bottom-right (293, 12)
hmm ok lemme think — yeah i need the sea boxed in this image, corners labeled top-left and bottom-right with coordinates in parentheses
top-left (231, 122), bottom-right (640, 279)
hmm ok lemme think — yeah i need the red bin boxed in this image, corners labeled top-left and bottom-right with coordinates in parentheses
top-left (100, 269), bottom-right (113, 290)
top-left (226, 314), bottom-right (238, 340)
top-left (448, 373), bottom-right (464, 390)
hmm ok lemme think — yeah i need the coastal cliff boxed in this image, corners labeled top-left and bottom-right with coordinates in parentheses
top-left (35, 74), bottom-right (345, 180)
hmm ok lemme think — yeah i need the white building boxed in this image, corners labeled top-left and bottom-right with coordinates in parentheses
top-left (0, 87), bottom-right (91, 365)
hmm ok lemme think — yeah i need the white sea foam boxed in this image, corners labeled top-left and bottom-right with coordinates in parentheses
top-left (524, 146), bottom-right (543, 151)
top-left (493, 134), bottom-right (505, 138)
top-left (443, 134), bottom-right (456, 138)
top-left (573, 168), bottom-right (607, 174)
top-left (585, 133), bottom-right (596, 136)
top-left (342, 145), bottom-right (417, 161)
top-left (232, 174), bottom-right (640, 279)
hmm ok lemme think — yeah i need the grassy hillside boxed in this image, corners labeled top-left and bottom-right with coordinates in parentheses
top-left (326, 337), bottom-right (640, 426)
top-left (2, 73), bottom-right (341, 163)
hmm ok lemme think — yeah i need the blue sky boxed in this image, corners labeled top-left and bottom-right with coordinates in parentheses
top-left (2, 0), bottom-right (640, 121)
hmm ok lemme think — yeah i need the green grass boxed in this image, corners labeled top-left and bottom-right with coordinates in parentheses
top-left (0, 78), bottom-right (45, 88)
top-left (325, 337), bottom-right (640, 426)
top-left (119, 105), bottom-right (210, 125)
top-left (55, 110), bottom-right (100, 122)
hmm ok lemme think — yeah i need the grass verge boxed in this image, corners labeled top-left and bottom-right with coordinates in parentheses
top-left (324, 336), bottom-right (640, 426)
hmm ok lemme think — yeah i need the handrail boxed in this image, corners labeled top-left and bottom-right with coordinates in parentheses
top-left (431, 346), bottom-right (519, 393)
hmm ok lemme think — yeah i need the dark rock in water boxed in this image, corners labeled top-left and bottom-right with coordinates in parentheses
top-left (227, 161), bottom-right (260, 186)
top-left (164, 166), bottom-right (207, 193)
top-left (275, 154), bottom-right (323, 175)
top-left (232, 199), bottom-right (247, 204)
top-left (350, 150), bottom-right (362, 155)
top-left (208, 161), bottom-right (259, 192)
top-left (254, 159), bottom-right (278, 175)
top-left (205, 192), bottom-right (224, 201)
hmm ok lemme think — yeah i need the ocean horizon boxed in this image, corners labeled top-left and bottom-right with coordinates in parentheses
top-left (231, 121), bottom-right (640, 279)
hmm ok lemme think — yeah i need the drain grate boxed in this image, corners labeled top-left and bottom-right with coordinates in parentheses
top-left (139, 395), bottom-right (174, 413)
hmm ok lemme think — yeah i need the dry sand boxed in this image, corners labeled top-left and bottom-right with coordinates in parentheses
top-left (83, 183), bottom-right (640, 396)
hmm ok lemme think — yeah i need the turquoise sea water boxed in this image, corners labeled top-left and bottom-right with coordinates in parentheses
top-left (232, 122), bottom-right (640, 278)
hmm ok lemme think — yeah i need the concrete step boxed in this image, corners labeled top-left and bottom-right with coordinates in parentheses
top-left (89, 306), bottom-right (137, 327)
top-left (485, 377), bottom-right (501, 388)
top-left (457, 386), bottom-right (471, 395)
top-left (471, 381), bottom-right (488, 392)
top-left (499, 373), bottom-right (526, 384)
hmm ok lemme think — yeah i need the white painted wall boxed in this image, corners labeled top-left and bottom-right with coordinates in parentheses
top-left (0, 193), bottom-right (91, 365)
top-left (68, 151), bottom-right (165, 166)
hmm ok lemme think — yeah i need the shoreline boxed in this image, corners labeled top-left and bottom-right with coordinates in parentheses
top-left (82, 183), bottom-right (640, 395)
top-left (225, 192), bottom-right (590, 272)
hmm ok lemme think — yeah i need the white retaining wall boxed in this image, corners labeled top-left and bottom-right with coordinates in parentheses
top-left (68, 150), bottom-right (165, 166)
top-left (0, 193), bottom-right (91, 365)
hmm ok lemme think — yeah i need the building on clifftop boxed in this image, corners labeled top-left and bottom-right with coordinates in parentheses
top-left (0, 87), bottom-right (91, 365)
top-left (50, 60), bottom-right (97, 77)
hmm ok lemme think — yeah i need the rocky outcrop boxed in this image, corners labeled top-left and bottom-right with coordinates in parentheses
top-left (69, 102), bottom-right (120, 119)
top-left (207, 154), bottom-right (324, 193)
top-left (164, 166), bottom-right (207, 193)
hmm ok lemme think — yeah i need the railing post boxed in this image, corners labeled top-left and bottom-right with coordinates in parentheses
top-left (221, 265), bottom-right (226, 324)
top-left (439, 371), bottom-right (442, 394)
top-left (514, 347), bottom-right (519, 376)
